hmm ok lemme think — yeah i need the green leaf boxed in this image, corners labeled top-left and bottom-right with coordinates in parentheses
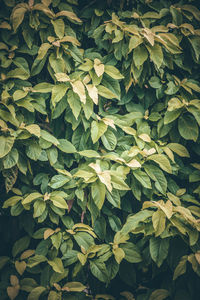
top-left (68, 90), bottom-right (81, 120)
top-left (48, 258), bottom-right (64, 273)
top-left (63, 282), bottom-right (86, 292)
top-left (41, 130), bottom-right (59, 146)
top-left (113, 247), bottom-right (125, 264)
top-left (104, 65), bottom-right (124, 79)
top-left (26, 142), bottom-right (42, 161)
top-left (37, 43), bottom-right (52, 60)
top-left (22, 193), bottom-right (42, 205)
top-left (106, 189), bottom-right (121, 209)
top-left (133, 169), bottom-right (152, 189)
top-left (27, 287), bottom-right (46, 300)
top-left (74, 232), bottom-right (94, 251)
top-left (3, 196), bottom-right (22, 208)
top-left (147, 154), bottom-right (172, 174)
top-left (178, 115), bottom-right (199, 142)
top-left (168, 143), bottom-right (190, 157)
top-left (78, 150), bottom-right (100, 158)
top-left (50, 194), bottom-right (68, 209)
top-left (90, 260), bottom-right (108, 283)
top-left (152, 210), bottom-right (166, 237)
top-left (0, 256), bottom-right (9, 269)
top-left (173, 255), bottom-right (188, 280)
top-left (49, 175), bottom-right (70, 189)
top-left (51, 84), bottom-right (68, 107)
top-left (11, 5), bottom-right (28, 32)
top-left (12, 236), bottom-right (30, 257)
top-left (3, 148), bottom-right (18, 169)
top-left (51, 19), bottom-right (65, 39)
top-left (91, 180), bottom-right (106, 210)
top-left (91, 120), bottom-right (108, 143)
top-left (149, 238), bottom-right (169, 267)
top-left (97, 85), bottom-right (117, 99)
top-left (0, 136), bottom-right (14, 158)
top-left (133, 44), bottom-right (148, 68)
top-left (149, 289), bottom-right (170, 300)
top-left (144, 164), bottom-right (167, 194)
top-left (129, 36), bottom-right (143, 53)
top-left (57, 139), bottom-right (77, 153)
top-left (148, 43), bottom-right (163, 69)
top-left (33, 200), bottom-right (46, 218)
top-left (111, 175), bottom-right (130, 191)
top-left (101, 130), bottom-right (117, 150)
top-left (120, 242), bottom-right (142, 263)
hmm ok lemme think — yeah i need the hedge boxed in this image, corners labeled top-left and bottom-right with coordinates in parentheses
top-left (0, 0), bottom-right (200, 299)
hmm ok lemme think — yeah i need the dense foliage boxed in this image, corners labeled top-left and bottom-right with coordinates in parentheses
top-left (0, 0), bottom-right (200, 299)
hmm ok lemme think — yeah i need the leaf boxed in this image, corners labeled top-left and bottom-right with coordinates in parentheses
top-left (149, 289), bottom-right (170, 300)
top-left (51, 84), bottom-right (68, 107)
top-left (15, 261), bottom-right (26, 275)
top-left (152, 210), bottom-right (166, 237)
top-left (11, 5), bottom-right (28, 32)
top-left (132, 169), bottom-right (152, 189)
top-left (91, 120), bottom-right (108, 143)
top-left (120, 242), bottom-right (142, 263)
top-left (63, 282), bottom-right (86, 292)
top-left (3, 148), bottom-right (19, 169)
top-left (0, 256), bottom-right (9, 269)
top-left (33, 82), bottom-right (53, 93)
top-left (104, 65), bottom-right (124, 79)
top-left (133, 44), bottom-right (148, 68)
top-left (71, 80), bottom-right (86, 104)
top-left (27, 286), bottom-right (46, 300)
top-left (68, 90), bottom-right (81, 120)
top-left (12, 236), bottom-right (30, 257)
top-left (74, 232), bottom-right (94, 251)
top-left (51, 19), bottom-right (65, 39)
top-left (49, 175), bottom-right (70, 189)
top-left (56, 10), bottom-right (82, 23)
top-left (33, 200), bottom-right (46, 218)
top-left (97, 85), bottom-right (117, 99)
top-left (78, 150), bottom-right (100, 158)
top-left (37, 43), bottom-right (52, 60)
top-left (173, 255), bottom-right (188, 280)
top-left (26, 142), bottom-right (42, 161)
top-left (113, 247), bottom-right (125, 264)
top-left (101, 130), bottom-right (117, 150)
top-left (7, 286), bottom-right (19, 300)
top-left (144, 164), bottom-right (167, 194)
top-left (48, 258), bottom-right (64, 273)
top-left (57, 139), bottom-right (76, 153)
top-left (129, 36), bottom-right (143, 53)
top-left (168, 143), bottom-right (190, 157)
top-left (50, 194), bottom-right (68, 209)
top-left (178, 115), bottom-right (199, 142)
top-left (41, 130), bottom-right (59, 146)
top-left (0, 136), bottom-right (14, 158)
top-left (90, 260), bottom-right (108, 283)
top-left (91, 180), bottom-right (106, 210)
top-left (147, 154), bottom-right (172, 174)
top-left (25, 125), bottom-right (41, 138)
top-left (111, 175), bottom-right (130, 191)
top-left (148, 43), bottom-right (163, 69)
top-left (22, 193), bottom-right (42, 205)
top-left (149, 238), bottom-right (169, 267)
top-left (48, 291), bottom-right (60, 300)
top-left (86, 84), bottom-right (98, 105)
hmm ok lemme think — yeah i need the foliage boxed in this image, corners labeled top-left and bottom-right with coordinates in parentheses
top-left (0, 0), bottom-right (200, 299)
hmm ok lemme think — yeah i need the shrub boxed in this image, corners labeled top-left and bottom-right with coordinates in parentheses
top-left (0, 0), bottom-right (200, 299)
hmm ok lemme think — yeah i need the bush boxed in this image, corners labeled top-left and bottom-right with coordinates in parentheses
top-left (0, 0), bottom-right (200, 299)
